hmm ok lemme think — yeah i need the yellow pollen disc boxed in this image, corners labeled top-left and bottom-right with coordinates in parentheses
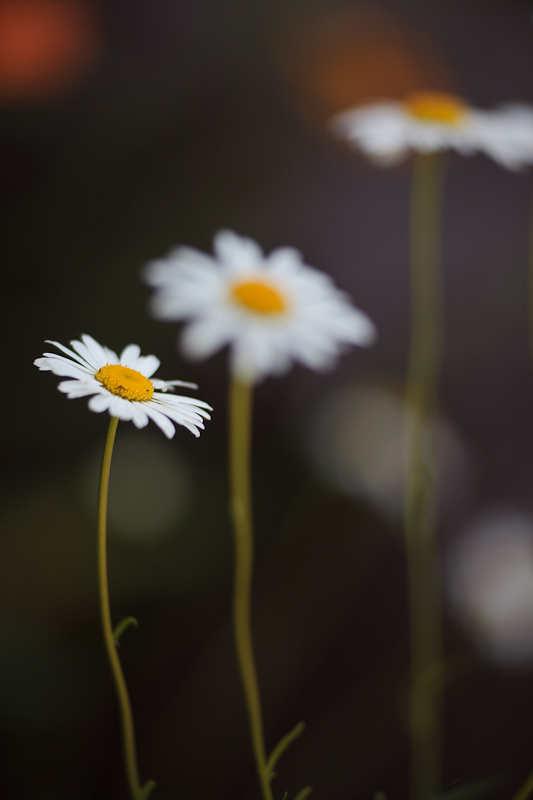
top-left (405, 91), bottom-right (467, 124)
top-left (96, 364), bottom-right (154, 401)
top-left (231, 279), bottom-right (286, 314)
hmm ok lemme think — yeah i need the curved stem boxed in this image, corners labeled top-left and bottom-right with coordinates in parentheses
top-left (229, 377), bottom-right (273, 800)
top-left (98, 416), bottom-right (143, 800)
top-left (512, 770), bottom-right (533, 800)
top-left (404, 152), bottom-right (445, 800)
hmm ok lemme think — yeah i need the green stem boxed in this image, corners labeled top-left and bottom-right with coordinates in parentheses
top-left (513, 199), bottom-right (533, 800)
top-left (404, 151), bottom-right (445, 800)
top-left (98, 416), bottom-right (144, 800)
top-left (512, 771), bottom-right (533, 800)
top-left (528, 200), bottom-right (533, 374)
top-left (229, 377), bottom-right (273, 800)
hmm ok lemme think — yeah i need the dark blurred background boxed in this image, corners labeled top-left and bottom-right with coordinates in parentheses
top-left (2, 0), bottom-right (533, 797)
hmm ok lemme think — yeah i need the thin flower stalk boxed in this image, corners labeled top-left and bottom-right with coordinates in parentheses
top-left (528, 202), bottom-right (533, 377)
top-left (98, 417), bottom-right (155, 800)
top-left (229, 376), bottom-right (273, 800)
top-left (404, 151), bottom-right (445, 800)
top-left (511, 185), bottom-right (533, 800)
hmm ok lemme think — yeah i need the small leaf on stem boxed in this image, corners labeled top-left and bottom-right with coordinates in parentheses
top-left (266, 721), bottom-right (306, 776)
top-left (113, 616), bottom-right (139, 646)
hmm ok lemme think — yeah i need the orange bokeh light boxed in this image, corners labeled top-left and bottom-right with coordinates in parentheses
top-left (0, 0), bottom-right (100, 102)
top-left (275, 7), bottom-right (455, 128)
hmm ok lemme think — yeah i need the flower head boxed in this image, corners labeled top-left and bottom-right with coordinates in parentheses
top-left (34, 334), bottom-right (211, 438)
top-left (331, 91), bottom-right (533, 169)
top-left (143, 230), bottom-right (376, 384)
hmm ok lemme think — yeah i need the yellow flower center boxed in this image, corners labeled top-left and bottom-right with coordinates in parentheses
top-left (231, 279), bottom-right (286, 314)
top-left (405, 91), bottom-right (467, 124)
top-left (96, 364), bottom-right (154, 401)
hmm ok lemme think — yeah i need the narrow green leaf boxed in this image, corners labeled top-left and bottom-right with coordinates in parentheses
top-left (432, 775), bottom-right (500, 800)
top-left (266, 721), bottom-right (306, 776)
top-left (137, 779), bottom-right (157, 800)
top-left (293, 786), bottom-right (312, 800)
top-left (113, 616), bottom-right (139, 646)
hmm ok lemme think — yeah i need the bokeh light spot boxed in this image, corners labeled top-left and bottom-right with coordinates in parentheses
top-left (81, 431), bottom-right (192, 540)
top-left (447, 510), bottom-right (533, 667)
top-left (0, 0), bottom-right (101, 102)
top-left (275, 6), bottom-right (455, 127)
top-left (306, 382), bottom-right (472, 520)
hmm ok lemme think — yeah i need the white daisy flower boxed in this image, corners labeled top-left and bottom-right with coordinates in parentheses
top-left (34, 334), bottom-right (212, 438)
top-left (143, 230), bottom-right (376, 384)
top-left (331, 91), bottom-right (533, 170)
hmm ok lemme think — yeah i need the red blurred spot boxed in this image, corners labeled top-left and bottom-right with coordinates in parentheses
top-left (275, 7), bottom-right (455, 129)
top-left (0, 0), bottom-right (100, 102)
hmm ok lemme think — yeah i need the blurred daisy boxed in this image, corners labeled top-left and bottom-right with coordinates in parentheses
top-left (331, 91), bottom-right (533, 169)
top-left (34, 334), bottom-right (211, 438)
top-left (144, 230), bottom-right (376, 383)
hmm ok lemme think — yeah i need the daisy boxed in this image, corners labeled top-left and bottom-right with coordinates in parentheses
top-left (143, 229), bottom-right (376, 384)
top-left (34, 334), bottom-right (211, 438)
top-left (331, 91), bottom-right (533, 169)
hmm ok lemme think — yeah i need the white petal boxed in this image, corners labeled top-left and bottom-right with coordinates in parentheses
top-left (103, 346), bottom-right (119, 363)
top-left (108, 396), bottom-right (135, 420)
top-left (146, 259), bottom-right (225, 321)
top-left (81, 334), bottom-right (110, 368)
top-left (34, 357), bottom-right (53, 371)
top-left (231, 329), bottom-right (278, 383)
top-left (44, 340), bottom-right (93, 369)
top-left (153, 392), bottom-right (209, 419)
top-left (153, 409), bottom-right (208, 433)
top-left (143, 246), bottom-right (217, 287)
top-left (135, 354), bottom-right (160, 378)
top-left (130, 405), bottom-right (149, 429)
top-left (155, 392), bottom-right (212, 412)
top-left (88, 393), bottom-right (113, 413)
top-left (332, 103), bottom-right (412, 162)
top-left (57, 379), bottom-right (100, 398)
top-left (70, 338), bottom-right (103, 371)
top-left (470, 107), bottom-right (533, 169)
top-left (266, 247), bottom-right (304, 274)
top-left (119, 344), bottom-right (141, 369)
top-left (151, 378), bottom-right (198, 391)
top-left (143, 404), bottom-right (176, 438)
top-left (181, 318), bottom-right (234, 360)
top-left (38, 356), bottom-right (93, 380)
top-left (214, 230), bottom-right (263, 268)
top-left (343, 309), bottom-right (377, 345)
